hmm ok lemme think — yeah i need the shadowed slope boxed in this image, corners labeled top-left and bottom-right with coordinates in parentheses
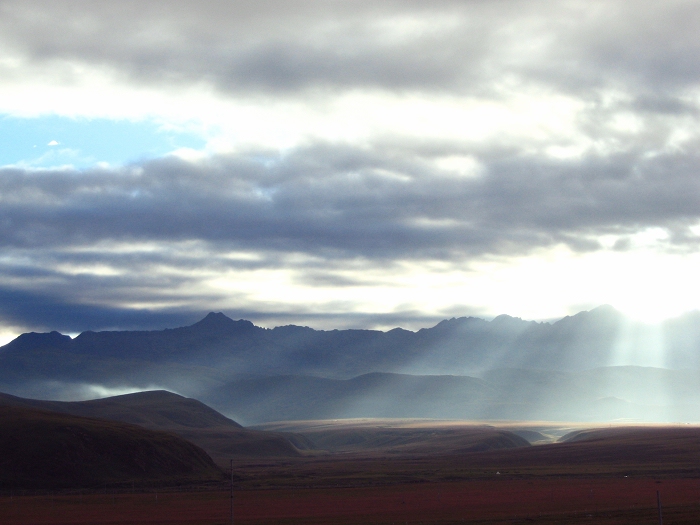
top-left (0, 405), bottom-right (223, 489)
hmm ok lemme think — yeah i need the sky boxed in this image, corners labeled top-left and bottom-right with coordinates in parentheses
top-left (2, 0), bottom-right (700, 341)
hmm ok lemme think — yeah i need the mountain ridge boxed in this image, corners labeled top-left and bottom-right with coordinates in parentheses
top-left (3, 305), bottom-right (700, 423)
top-left (1, 304), bottom-right (673, 376)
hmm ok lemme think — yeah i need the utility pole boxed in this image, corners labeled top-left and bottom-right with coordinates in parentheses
top-left (230, 459), bottom-right (234, 525)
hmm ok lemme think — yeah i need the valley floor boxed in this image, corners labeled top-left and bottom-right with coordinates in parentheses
top-left (5, 419), bottom-right (700, 523)
top-left (2, 477), bottom-right (699, 524)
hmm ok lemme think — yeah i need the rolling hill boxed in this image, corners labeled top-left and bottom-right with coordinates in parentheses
top-left (0, 405), bottom-right (224, 489)
top-left (0, 390), bottom-right (312, 466)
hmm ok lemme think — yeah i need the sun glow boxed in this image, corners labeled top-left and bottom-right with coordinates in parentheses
top-left (468, 247), bottom-right (700, 324)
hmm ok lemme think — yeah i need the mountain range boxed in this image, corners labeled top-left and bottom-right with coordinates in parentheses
top-left (2, 305), bottom-right (700, 423)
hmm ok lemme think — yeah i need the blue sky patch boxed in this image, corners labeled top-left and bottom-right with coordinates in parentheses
top-left (0, 115), bottom-right (207, 169)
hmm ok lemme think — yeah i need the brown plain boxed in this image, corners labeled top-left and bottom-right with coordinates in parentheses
top-left (4, 420), bottom-right (700, 523)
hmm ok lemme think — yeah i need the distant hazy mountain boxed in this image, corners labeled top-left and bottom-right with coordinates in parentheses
top-left (201, 368), bottom-right (700, 425)
top-left (205, 373), bottom-right (497, 424)
top-left (2, 305), bottom-right (700, 423)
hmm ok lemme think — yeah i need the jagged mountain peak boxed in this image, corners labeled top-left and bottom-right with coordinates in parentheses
top-left (1, 330), bottom-right (71, 353)
top-left (191, 312), bottom-right (256, 332)
top-left (199, 311), bottom-right (234, 324)
top-left (554, 304), bottom-right (624, 327)
top-left (584, 304), bottom-right (622, 317)
top-left (426, 316), bottom-right (485, 331)
top-left (490, 314), bottom-right (532, 327)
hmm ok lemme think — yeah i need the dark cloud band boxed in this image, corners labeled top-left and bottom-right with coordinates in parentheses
top-left (2, 143), bottom-right (700, 259)
top-left (2, 1), bottom-right (700, 101)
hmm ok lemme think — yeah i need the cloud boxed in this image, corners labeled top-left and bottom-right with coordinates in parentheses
top-left (2, 141), bottom-right (700, 259)
top-left (0, 277), bottom-right (454, 334)
top-left (47, 140), bottom-right (58, 146)
top-left (0, 1), bottom-right (697, 104)
top-left (0, 135), bottom-right (700, 332)
top-left (0, 285), bottom-right (201, 333)
top-left (1, 1), bottom-right (700, 331)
